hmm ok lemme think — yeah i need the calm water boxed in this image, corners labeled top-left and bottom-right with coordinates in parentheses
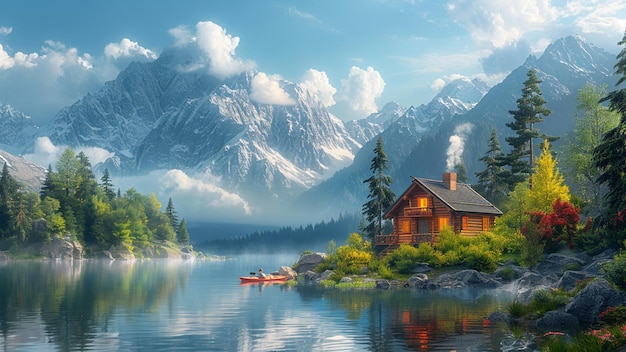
top-left (0, 254), bottom-right (531, 351)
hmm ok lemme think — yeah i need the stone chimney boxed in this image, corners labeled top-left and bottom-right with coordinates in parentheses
top-left (443, 172), bottom-right (457, 191)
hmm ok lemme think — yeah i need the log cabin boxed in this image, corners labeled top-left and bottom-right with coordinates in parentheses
top-left (376, 172), bottom-right (502, 257)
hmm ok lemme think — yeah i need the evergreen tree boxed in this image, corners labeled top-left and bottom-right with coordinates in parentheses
top-left (475, 129), bottom-right (508, 205)
top-left (593, 30), bottom-right (626, 244)
top-left (177, 218), bottom-right (190, 244)
top-left (100, 168), bottom-right (116, 201)
top-left (165, 197), bottom-right (179, 231)
top-left (561, 84), bottom-right (619, 217)
top-left (504, 69), bottom-right (556, 189)
top-left (40, 164), bottom-right (55, 200)
top-left (362, 137), bottom-right (395, 242)
top-left (0, 163), bottom-right (19, 239)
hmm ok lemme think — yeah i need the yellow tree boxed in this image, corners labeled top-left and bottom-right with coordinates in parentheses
top-left (528, 141), bottom-right (571, 213)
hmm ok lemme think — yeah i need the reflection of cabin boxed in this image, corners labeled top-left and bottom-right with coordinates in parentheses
top-left (376, 172), bottom-right (502, 257)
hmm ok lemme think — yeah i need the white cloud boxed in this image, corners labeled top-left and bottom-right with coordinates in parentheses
top-left (168, 25), bottom-right (195, 47)
top-left (430, 78), bottom-right (446, 92)
top-left (160, 170), bottom-right (251, 215)
top-left (0, 27), bottom-right (12, 36)
top-left (447, 0), bottom-right (559, 48)
top-left (339, 66), bottom-right (385, 117)
top-left (299, 69), bottom-right (337, 107)
top-left (196, 21), bottom-right (254, 79)
top-left (104, 38), bottom-right (157, 61)
top-left (250, 72), bottom-right (296, 105)
top-left (22, 137), bottom-right (114, 169)
top-left (572, 1), bottom-right (626, 34)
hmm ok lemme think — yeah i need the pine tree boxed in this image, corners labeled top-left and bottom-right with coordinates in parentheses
top-left (165, 197), bottom-right (179, 232)
top-left (593, 30), bottom-right (626, 243)
top-left (504, 69), bottom-right (556, 189)
top-left (454, 162), bottom-right (468, 183)
top-left (100, 168), bottom-right (116, 201)
top-left (0, 163), bottom-right (19, 239)
top-left (40, 164), bottom-right (55, 200)
top-left (475, 129), bottom-right (508, 204)
top-left (177, 218), bottom-right (190, 244)
top-left (362, 137), bottom-right (395, 242)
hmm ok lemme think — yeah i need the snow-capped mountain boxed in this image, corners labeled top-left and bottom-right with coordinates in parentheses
top-left (297, 35), bottom-right (617, 219)
top-left (42, 49), bottom-right (360, 203)
top-left (0, 104), bottom-right (39, 154)
top-left (296, 76), bottom-right (490, 216)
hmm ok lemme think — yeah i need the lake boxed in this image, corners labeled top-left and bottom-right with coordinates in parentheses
top-left (0, 254), bottom-right (536, 351)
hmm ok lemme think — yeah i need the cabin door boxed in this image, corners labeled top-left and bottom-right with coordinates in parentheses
top-left (418, 219), bottom-right (429, 234)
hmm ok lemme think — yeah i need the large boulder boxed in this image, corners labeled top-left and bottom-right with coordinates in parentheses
top-left (557, 270), bottom-right (594, 292)
top-left (565, 279), bottom-right (626, 327)
top-left (295, 253), bottom-right (326, 273)
top-left (535, 311), bottom-right (580, 334)
top-left (39, 235), bottom-right (83, 260)
top-left (419, 270), bottom-right (501, 290)
top-left (279, 265), bottom-right (297, 280)
top-left (535, 253), bottom-right (587, 276)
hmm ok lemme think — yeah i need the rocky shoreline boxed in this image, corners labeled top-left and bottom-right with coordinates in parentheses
top-left (289, 249), bottom-right (626, 335)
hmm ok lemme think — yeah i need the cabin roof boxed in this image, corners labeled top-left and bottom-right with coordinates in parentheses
top-left (384, 176), bottom-right (503, 218)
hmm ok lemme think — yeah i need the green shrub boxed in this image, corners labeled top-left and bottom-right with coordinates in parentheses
top-left (378, 263), bottom-right (394, 280)
top-left (498, 267), bottom-right (516, 282)
top-left (602, 251), bottom-right (626, 291)
top-left (599, 306), bottom-right (626, 326)
top-left (529, 289), bottom-right (569, 315)
top-left (507, 301), bottom-right (529, 318)
top-left (464, 245), bottom-right (498, 273)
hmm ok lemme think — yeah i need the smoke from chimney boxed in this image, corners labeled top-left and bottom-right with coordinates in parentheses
top-left (446, 122), bottom-right (474, 171)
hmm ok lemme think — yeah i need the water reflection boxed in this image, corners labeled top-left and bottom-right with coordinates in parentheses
top-left (0, 260), bottom-right (193, 351)
top-left (295, 284), bottom-right (516, 351)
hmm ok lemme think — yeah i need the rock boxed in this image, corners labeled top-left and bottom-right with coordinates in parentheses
top-left (39, 235), bottom-right (83, 260)
top-left (295, 253), bottom-right (326, 273)
top-left (376, 279), bottom-right (390, 290)
top-left (96, 251), bottom-right (115, 260)
top-left (494, 265), bottom-right (526, 282)
top-left (404, 274), bottom-right (428, 288)
top-left (515, 271), bottom-right (558, 304)
top-left (487, 311), bottom-right (512, 323)
top-left (536, 311), bottom-right (580, 334)
top-left (423, 270), bottom-right (501, 290)
top-left (279, 265), bottom-right (297, 280)
top-left (0, 251), bottom-right (10, 261)
top-left (565, 279), bottom-right (626, 327)
top-left (181, 246), bottom-right (192, 254)
top-left (557, 270), bottom-right (593, 292)
top-left (535, 253), bottom-right (586, 276)
top-left (319, 270), bottom-right (333, 281)
top-left (303, 270), bottom-right (318, 281)
top-left (339, 276), bottom-right (353, 283)
top-left (411, 263), bottom-right (433, 273)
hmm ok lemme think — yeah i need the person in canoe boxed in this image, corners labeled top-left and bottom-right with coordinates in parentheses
top-left (257, 268), bottom-right (267, 278)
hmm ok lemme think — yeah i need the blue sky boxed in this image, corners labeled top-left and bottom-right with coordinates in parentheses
top-left (1, 0), bottom-right (626, 123)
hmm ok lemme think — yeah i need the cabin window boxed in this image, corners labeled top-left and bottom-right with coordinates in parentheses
top-left (462, 216), bottom-right (469, 230)
top-left (401, 219), bottom-right (410, 233)
top-left (417, 197), bottom-right (428, 209)
top-left (482, 216), bottom-right (491, 231)
top-left (438, 217), bottom-right (449, 231)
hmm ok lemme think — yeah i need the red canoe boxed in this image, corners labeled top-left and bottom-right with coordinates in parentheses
top-left (239, 275), bottom-right (289, 283)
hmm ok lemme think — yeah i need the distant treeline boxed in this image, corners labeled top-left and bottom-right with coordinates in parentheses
top-left (195, 212), bottom-right (363, 254)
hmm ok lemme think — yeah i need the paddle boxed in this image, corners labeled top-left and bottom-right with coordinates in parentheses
top-left (249, 272), bottom-right (256, 275)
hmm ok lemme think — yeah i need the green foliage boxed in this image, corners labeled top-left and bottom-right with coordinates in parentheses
top-left (323, 233), bottom-right (372, 277)
top-left (383, 244), bottom-right (436, 274)
top-left (377, 263), bottom-right (394, 280)
top-left (464, 245), bottom-right (498, 272)
top-left (529, 289), bottom-right (570, 316)
top-left (362, 137), bottom-right (396, 241)
top-left (599, 306), bottom-right (626, 326)
top-left (592, 32), bottom-right (626, 247)
top-left (541, 333), bottom-right (603, 352)
top-left (475, 129), bottom-right (508, 206)
top-left (602, 251), bottom-right (626, 291)
top-left (506, 301), bottom-right (530, 318)
top-left (498, 267), bottom-right (516, 282)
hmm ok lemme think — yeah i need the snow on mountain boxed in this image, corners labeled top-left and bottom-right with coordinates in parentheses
top-left (296, 76), bottom-right (489, 218)
top-left (0, 104), bottom-right (39, 154)
top-left (41, 49), bottom-right (359, 208)
top-left (0, 148), bottom-right (46, 193)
